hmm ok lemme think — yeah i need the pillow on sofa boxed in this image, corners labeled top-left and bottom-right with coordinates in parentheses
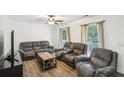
top-left (73, 49), bottom-right (82, 55)
top-left (91, 57), bottom-right (110, 67)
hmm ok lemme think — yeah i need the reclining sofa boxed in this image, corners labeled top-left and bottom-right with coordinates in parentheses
top-left (55, 42), bottom-right (87, 68)
top-left (19, 41), bottom-right (54, 61)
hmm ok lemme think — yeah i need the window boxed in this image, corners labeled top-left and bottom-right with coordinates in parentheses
top-left (87, 23), bottom-right (99, 54)
top-left (60, 27), bottom-right (70, 48)
top-left (81, 21), bottom-right (104, 55)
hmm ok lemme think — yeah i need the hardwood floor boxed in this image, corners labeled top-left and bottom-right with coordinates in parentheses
top-left (23, 59), bottom-right (77, 77)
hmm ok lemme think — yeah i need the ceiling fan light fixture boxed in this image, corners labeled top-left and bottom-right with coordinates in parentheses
top-left (48, 21), bottom-right (55, 24)
top-left (48, 17), bottom-right (55, 24)
top-left (49, 17), bottom-right (54, 21)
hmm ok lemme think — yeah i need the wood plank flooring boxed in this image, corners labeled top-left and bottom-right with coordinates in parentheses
top-left (23, 59), bottom-right (77, 77)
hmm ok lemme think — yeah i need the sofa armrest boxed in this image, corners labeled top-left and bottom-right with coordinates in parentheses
top-left (95, 66), bottom-right (116, 77)
top-left (19, 49), bottom-right (26, 54)
top-left (74, 54), bottom-right (90, 66)
top-left (19, 49), bottom-right (26, 60)
top-left (74, 54), bottom-right (90, 62)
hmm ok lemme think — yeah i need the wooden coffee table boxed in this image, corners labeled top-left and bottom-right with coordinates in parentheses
top-left (36, 52), bottom-right (57, 71)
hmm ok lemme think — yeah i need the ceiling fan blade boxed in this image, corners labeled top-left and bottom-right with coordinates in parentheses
top-left (43, 20), bottom-right (48, 24)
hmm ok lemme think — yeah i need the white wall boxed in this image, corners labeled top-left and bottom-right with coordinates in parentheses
top-left (0, 16), bottom-right (56, 54)
top-left (1, 15), bottom-right (124, 74)
top-left (0, 16), bottom-right (10, 54)
top-left (57, 15), bottom-right (124, 74)
top-left (6, 20), bottom-right (56, 52)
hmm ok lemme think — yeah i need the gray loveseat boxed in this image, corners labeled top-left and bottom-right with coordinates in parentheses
top-left (76, 48), bottom-right (118, 77)
top-left (55, 42), bottom-right (87, 68)
top-left (19, 41), bottom-right (54, 61)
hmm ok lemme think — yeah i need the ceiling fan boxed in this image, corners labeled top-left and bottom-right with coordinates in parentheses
top-left (38, 15), bottom-right (64, 24)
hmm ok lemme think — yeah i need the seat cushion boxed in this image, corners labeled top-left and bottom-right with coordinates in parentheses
top-left (42, 46), bottom-right (48, 49)
top-left (64, 53), bottom-right (77, 63)
top-left (34, 49), bottom-right (49, 53)
top-left (55, 51), bottom-right (64, 58)
top-left (91, 57), bottom-right (110, 67)
top-left (33, 46), bottom-right (41, 50)
top-left (76, 62), bottom-right (100, 77)
top-left (23, 47), bottom-right (32, 51)
top-left (24, 51), bottom-right (35, 57)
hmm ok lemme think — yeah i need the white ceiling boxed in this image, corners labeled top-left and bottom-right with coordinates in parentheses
top-left (8, 15), bottom-right (88, 24)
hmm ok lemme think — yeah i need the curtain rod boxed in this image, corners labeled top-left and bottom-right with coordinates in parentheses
top-left (80, 20), bottom-right (105, 26)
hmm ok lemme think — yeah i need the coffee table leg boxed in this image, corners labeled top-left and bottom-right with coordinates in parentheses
top-left (55, 59), bottom-right (57, 67)
top-left (42, 61), bottom-right (45, 71)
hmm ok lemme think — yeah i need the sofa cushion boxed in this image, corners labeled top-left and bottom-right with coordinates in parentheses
top-left (73, 49), bottom-right (82, 55)
top-left (91, 57), bottom-right (110, 67)
top-left (64, 42), bottom-right (72, 48)
top-left (55, 51), bottom-right (64, 58)
top-left (76, 62), bottom-right (100, 76)
top-left (32, 42), bottom-right (41, 46)
top-left (21, 42), bottom-right (32, 49)
top-left (34, 49), bottom-right (49, 53)
top-left (42, 46), bottom-right (48, 49)
top-left (73, 43), bottom-right (86, 52)
top-left (24, 51), bottom-right (35, 57)
top-left (63, 47), bottom-right (72, 52)
top-left (41, 41), bottom-right (49, 46)
top-left (33, 46), bottom-right (41, 50)
top-left (91, 48), bottom-right (112, 63)
top-left (70, 43), bottom-right (74, 49)
top-left (64, 53), bottom-right (77, 63)
top-left (23, 47), bottom-right (32, 51)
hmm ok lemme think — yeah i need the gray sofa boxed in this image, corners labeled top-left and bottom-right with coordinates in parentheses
top-left (19, 41), bottom-right (54, 61)
top-left (76, 48), bottom-right (118, 77)
top-left (55, 42), bottom-right (87, 68)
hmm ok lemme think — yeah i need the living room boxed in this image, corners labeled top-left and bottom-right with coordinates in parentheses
top-left (1, 0), bottom-right (124, 92)
top-left (0, 15), bottom-right (124, 77)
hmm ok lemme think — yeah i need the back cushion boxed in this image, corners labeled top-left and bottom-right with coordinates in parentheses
top-left (64, 42), bottom-right (72, 48)
top-left (91, 57), bottom-right (110, 67)
top-left (32, 42), bottom-right (41, 50)
top-left (20, 42), bottom-right (32, 49)
top-left (41, 41), bottom-right (49, 46)
top-left (73, 49), bottom-right (82, 55)
top-left (72, 43), bottom-right (86, 54)
top-left (32, 42), bottom-right (41, 46)
top-left (70, 43), bottom-right (74, 49)
top-left (91, 48), bottom-right (112, 63)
